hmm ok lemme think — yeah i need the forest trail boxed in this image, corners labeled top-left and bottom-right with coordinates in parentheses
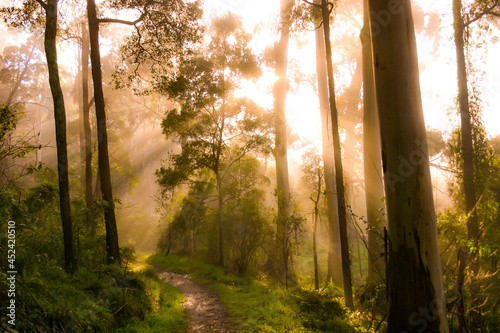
top-left (154, 266), bottom-right (238, 333)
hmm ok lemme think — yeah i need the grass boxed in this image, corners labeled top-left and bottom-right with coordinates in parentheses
top-left (149, 252), bottom-right (361, 333)
top-left (114, 256), bottom-right (188, 333)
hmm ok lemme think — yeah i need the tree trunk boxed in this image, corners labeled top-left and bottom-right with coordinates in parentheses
top-left (273, 0), bottom-right (294, 280)
top-left (452, 0), bottom-right (480, 328)
top-left (43, 0), bottom-right (76, 273)
top-left (321, 0), bottom-right (354, 309)
top-left (87, 0), bottom-right (120, 263)
top-left (314, 7), bottom-right (343, 286)
top-left (216, 172), bottom-right (225, 268)
top-left (81, 22), bottom-right (93, 208)
top-left (341, 52), bottom-right (363, 203)
top-left (361, 0), bottom-right (385, 287)
top-left (313, 168), bottom-right (322, 290)
top-left (368, 1), bottom-right (448, 331)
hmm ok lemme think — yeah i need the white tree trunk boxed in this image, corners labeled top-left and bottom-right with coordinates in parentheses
top-left (368, 0), bottom-right (448, 331)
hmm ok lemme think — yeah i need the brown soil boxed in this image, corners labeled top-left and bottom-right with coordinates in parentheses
top-left (154, 266), bottom-right (239, 333)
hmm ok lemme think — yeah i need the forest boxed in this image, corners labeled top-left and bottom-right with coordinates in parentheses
top-left (1, 0), bottom-right (500, 332)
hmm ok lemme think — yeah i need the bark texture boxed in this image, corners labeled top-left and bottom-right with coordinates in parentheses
top-left (368, 0), bottom-right (448, 331)
top-left (321, 0), bottom-right (353, 308)
top-left (87, 0), bottom-right (120, 263)
top-left (43, 0), bottom-right (76, 272)
top-left (361, 0), bottom-right (385, 287)
top-left (273, 0), bottom-right (294, 281)
top-left (81, 22), bottom-right (93, 208)
top-left (314, 13), bottom-right (343, 286)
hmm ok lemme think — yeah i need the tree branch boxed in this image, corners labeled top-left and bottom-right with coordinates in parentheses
top-left (35, 0), bottom-right (47, 10)
top-left (466, 0), bottom-right (500, 26)
top-left (98, 16), bottom-right (143, 25)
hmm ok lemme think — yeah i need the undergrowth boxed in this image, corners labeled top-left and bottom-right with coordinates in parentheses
top-left (0, 185), bottom-right (187, 332)
top-left (149, 252), bottom-right (362, 332)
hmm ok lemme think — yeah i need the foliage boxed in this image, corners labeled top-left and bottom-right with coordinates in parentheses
top-left (0, 185), bottom-right (185, 332)
top-left (113, 0), bottom-right (204, 91)
top-left (442, 82), bottom-right (500, 331)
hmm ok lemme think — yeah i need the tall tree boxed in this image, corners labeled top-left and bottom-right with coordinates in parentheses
top-left (156, 14), bottom-right (268, 268)
top-left (273, 0), bottom-right (295, 280)
top-left (361, 0), bottom-right (385, 287)
top-left (452, 1), bottom-right (499, 329)
top-left (81, 22), bottom-right (93, 208)
top-left (368, 0), bottom-right (448, 331)
top-left (319, 0), bottom-right (354, 308)
top-left (87, 0), bottom-right (120, 263)
top-left (37, 0), bottom-right (76, 272)
top-left (300, 148), bottom-right (323, 290)
top-left (314, 10), bottom-right (342, 286)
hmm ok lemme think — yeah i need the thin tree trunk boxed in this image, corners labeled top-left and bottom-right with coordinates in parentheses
top-left (452, 2), bottom-right (481, 329)
top-left (368, 0), bottom-right (448, 331)
top-left (341, 52), bottom-right (363, 202)
top-left (361, 0), bottom-right (385, 287)
top-left (314, 6), bottom-right (343, 286)
top-left (321, 0), bottom-right (354, 309)
top-left (216, 172), bottom-right (225, 268)
top-left (273, 0), bottom-right (294, 280)
top-left (81, 22), bottom-right (93, 208)
top-left (42, 0), bottom-right (76, 272)
top-left (313, 168), bottom-right (322, 290)
top-left (87, 0), bottom-right (120, 263)
top-left (456, 248), bottom-right (469, 333)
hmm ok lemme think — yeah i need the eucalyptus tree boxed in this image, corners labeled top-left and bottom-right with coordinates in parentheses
top-left (300, 147), bottom-right (323, 290)
top-left (361, 0), bottom-right (385, 288)
top-left (2, 0), bottom-right (76, 272)
top-left (313, 6), bottom-right (342, 286)
top-left (273, 0), bottom-right (295, 280)
top-left (86, 0), bottom-right (203, 263)
top-left (368, 0), bottom-right (448, 331)
top-left (156, 14), bottom-right (271, 268)
top-left (451, 1), bottom-right (499, 327)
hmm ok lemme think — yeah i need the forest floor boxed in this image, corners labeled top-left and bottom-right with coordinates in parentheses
top-left (154, 265), bottom-right (238, 333)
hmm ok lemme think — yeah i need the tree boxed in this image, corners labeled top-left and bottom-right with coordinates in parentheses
top-left (368, 0), bottom-right (448, 331)
top-left (318, 0), bottom-right (354, 308)
top-left (3, 0), bottom-right (78, 272)
top-left (0, 36), bottom-right (46, 187)
top-left (273, 0), bottom-right (295, 280)
top-left (361, 0), bottom-right (385, 288)
top-left (81, 22), bottom-right (93, 208)
top-left (300, 147), bottom-right (323, 290)
top-left (313, 5), bottom-right (342, 286)
top-left (156, 14), bottom-right (270, 268)
top-left (2, 0), bottom-right (77, 272)
top-left (223, 157), bottom-right (271, 276)
top-left (452, 1), bottom-right (499, 329)
top-left (86, 0), bottom-right (203, 263)
top-left (87, 0), bottom-right (120, 263)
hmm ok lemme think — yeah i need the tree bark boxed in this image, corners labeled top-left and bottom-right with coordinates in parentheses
top-left (361, 0), bottom-right (385, 287)
top-left (273, 0), bottom-right (294, 280)
top-left (452, 0), bottom-right (480, 328)
top-left (43, 0), bottom-right (76, 272)
top-left (216, 172), bottom-right (225, 268)
top-left (314, 16), bottom-right (343, 286)
top-left (81, 22), bottom-right (93, 208)
top-left (321, 0), bottom-right (354, 309)
top-left (87, 0), bottom-right (120, 263)
top-left (368, 0), bottom-right (448, 331)
top-left (313, 168), bottom-right (322, 290)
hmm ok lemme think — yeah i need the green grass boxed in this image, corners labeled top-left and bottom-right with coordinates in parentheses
top-left (149, 252), bottom-right (361, 333)
top-left (114, 257), bottom-right (188, 333)
top-left (115, 277), bottom-right (187, 333)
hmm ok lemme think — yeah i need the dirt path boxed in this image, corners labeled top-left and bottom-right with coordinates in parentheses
top-left (154, 266), bottom-right (238, 333)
